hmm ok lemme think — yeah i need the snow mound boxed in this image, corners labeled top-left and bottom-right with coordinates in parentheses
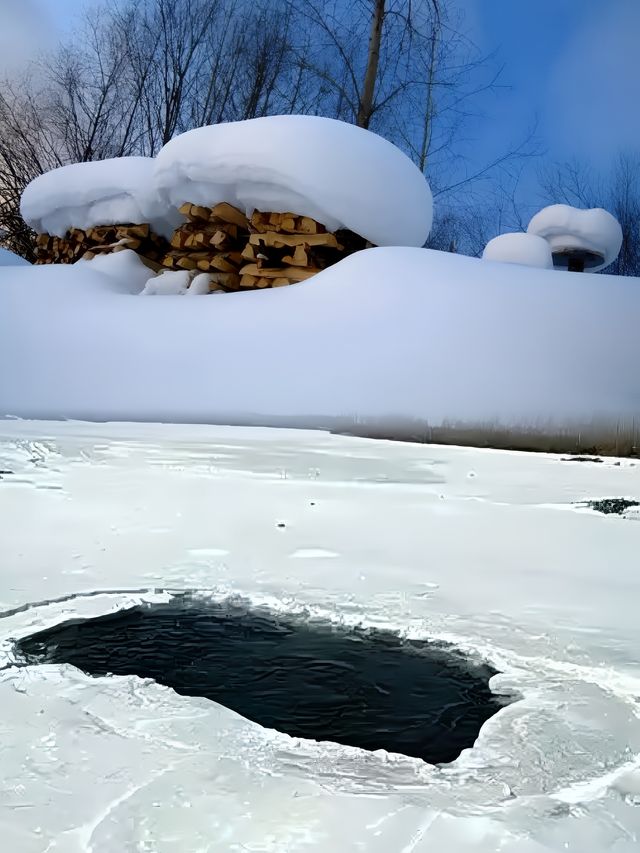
top-left (153, 115), bottom-right (433, 247)
top-left (1, 247), bottom-right (638, 424)
top-left (527, 205), bottom-right (622, 271)
top-left (0, 247), bottom-right (30, 266)
top-left (20, 157), bottom-right (176, 239)
top-left (482, 233), bottom-right (553, 269)
top-left (141, 270), bottom-right (191, 296)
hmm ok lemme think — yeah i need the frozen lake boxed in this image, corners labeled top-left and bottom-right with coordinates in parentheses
top-left (1, 421), bottom-right (639, 851)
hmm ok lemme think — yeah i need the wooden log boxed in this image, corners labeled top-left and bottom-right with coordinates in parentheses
top-left (239, 263), bottom-right (320, 281)
top-left (272, 277), bottom-right (291, 287)
top-left (255, 277), bottom-right (271, 288)
top-left (209, 230), bottom-right (228, 248)
top-left (240, 243), bottom-right (256, 261)
top-left (116, 223), bottom-right (149, 240)
top-left (239, 273), bottom-right (258, 288)
top-left (176, 256), bottom-right (198, 270)
top-left (210, 202), bottom-right (249, 229)
top-left (297, 216), bottom-right (320, 234)
top-left (210, 253), bottom-right (240, 273)
top-left (209, 272), bottom-right (241, 291)
top-left (179, 203), bottom-right (210, 222)
top-left (282, 244), bottom-right (308, 267)
top-left (248, 231), bottom-right (340, 249)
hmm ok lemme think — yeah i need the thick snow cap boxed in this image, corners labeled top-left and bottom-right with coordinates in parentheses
top-left (482, 232), bottom-right (553, 269)
top-left (153, 115), bottom-right (433, 246)
top-left (20, 157), bottom-right (174, 238)
top-left (527, 204), bottom-right (622, 271)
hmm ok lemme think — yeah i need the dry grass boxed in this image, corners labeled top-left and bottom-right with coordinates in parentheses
top-left (331, 415), bottom-right (640, 458)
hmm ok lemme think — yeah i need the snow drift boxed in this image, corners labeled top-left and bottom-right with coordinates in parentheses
top-left (482, 233), bottom-right (553, 269)
top-left (153, 115), bottom-right (433, 246)
top-left (0, 248), bottom-right (638, 425)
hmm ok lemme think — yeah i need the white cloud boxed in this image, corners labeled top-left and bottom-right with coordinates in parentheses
top-left (546, 0), bottom-right (640, 161)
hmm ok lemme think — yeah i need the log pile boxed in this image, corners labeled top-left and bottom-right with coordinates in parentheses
top-left (34, 224), bottom-right (168, 270)
top-left (33, 202), bottom-right (370, 292)
top-left (162, 202), bottom-right (368, 292)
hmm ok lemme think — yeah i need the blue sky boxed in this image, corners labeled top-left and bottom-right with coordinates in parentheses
top-left (462, 0), bottom-right (640, 166)
top-left (2, 0), bottom-right (638, 185)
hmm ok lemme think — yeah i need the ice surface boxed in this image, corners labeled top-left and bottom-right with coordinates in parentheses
top-left (0, 420), bottom-right (639, 851)
top-left (20, 157), bottom-right (177, 238)
top-left (527, 205), bottom-right (623, 271)
top-left (0, 247), bottom-right (30, 266)
top-left (153, 115), bottom-right (433, 246)
top-left (482, 232), bottom-right (553, 269)
top-left (1, 247), bottom-right (639, 425)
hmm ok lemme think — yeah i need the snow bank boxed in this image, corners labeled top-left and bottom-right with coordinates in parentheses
top-left (527, 205), bottom-right (623, 271)
top-left (153, 115), bottom-right (433, 246)
top-left (20, 157), bottom-right (176, 238)
top-left (1, 248), bottom-right (638, 425)
top-left (482, 232), bottom-right (553, 269)
top-left (0, 247), bottom-right (30, 266)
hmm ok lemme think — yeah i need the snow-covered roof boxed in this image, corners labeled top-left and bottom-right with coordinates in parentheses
top-left (482, 232), bottom-right (553, 269)
top-left (20, 157), bottom-right (173, 238)
top-left (153, 115), bottom-right (433, 247)
top-left (527, 204), bottom-right (622, 271)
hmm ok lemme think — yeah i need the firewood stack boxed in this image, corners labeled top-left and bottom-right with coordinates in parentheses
top-left (34, 224), bottom-right (168, 269)
top-left (163, 202), bottom-right (369, 292)
top-left (32, 202), bottom-right (370, 291)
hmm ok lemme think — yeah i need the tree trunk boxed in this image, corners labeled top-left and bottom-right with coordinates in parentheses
top-left (356, 0), bottom-right (385, 129)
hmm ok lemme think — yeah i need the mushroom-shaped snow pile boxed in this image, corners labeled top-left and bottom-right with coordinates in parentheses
top-left (482, 233), bottom-right (553, 269)
top-left (527, 204), bottom-right (622, 272)
top-left (147, 115), bottom-right (432, 291)
top-left (21, 157), bottom-right (173, 265)
top-left (154, 115), bottom-right (433, 248)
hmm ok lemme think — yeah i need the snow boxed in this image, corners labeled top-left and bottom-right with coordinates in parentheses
top-left (153, 115), bottom-right (433, 246)
top-left (0, 247), bottom-right (30, 266)
top-left (20, 157), bottom-right (177, 239)
top-left (0, 419), bottom-right (639, 851)
top-left (1, 247), bottom-right (639, 425)
top-left (527, 205), bottom-right (623, 271)
top-left (482, 232), bottom-right (553, 269)
top-left (141, 269), bottom-right (192, 296)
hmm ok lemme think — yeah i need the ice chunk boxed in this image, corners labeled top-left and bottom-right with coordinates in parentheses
top-left (20, 157), bottom-right (176, 239)
top-left (0, 247), bottom-right (30, 266)
top-left (482, 233), bottom-right (553, 269)
top-left (153, 116), bottom-right (433, 247)
top-left (527, 205), bottom-right (623, 272)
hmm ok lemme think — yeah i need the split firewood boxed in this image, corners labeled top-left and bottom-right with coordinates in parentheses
top-left (209, 272), bottom-right (241, 291)
top-left (239, 263), bottom-right (319, 281)
top-left (272, 277), bottom-right (290, 287)
top-left (282, 244), bottom-right (308, 267)
top-left (248, 231), bottom-right (340, 249)
top-left (175, 256), bottom-right (198, 270)
top-left (178, 202), bottom-right (211, 222)
top-left (210, 202), bottom-right (248, 229)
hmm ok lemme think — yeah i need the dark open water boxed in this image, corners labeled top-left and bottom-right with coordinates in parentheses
top-left (17, 597), bottom-right (509, 764)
